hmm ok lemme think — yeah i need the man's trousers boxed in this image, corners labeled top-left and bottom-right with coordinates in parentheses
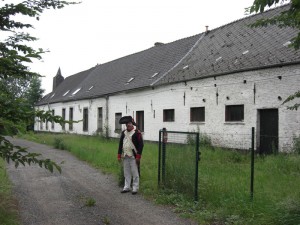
top-left (123, 156), bottom-right (139, 192)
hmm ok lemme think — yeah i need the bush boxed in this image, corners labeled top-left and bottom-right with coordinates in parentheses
top-left (53, 138), bottom-right (66, 150)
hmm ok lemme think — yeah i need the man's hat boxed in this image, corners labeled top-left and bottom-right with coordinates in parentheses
top-left (119, 116), bottom-right (137, 126)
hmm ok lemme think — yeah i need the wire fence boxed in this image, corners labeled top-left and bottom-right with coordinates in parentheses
top-left (158, 129), bottom-right (200, 201)
top-left (158, 127), bottom-right (300, 206)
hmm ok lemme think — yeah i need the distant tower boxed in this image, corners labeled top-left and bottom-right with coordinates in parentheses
top-left (52, 67), bottom-right (64, 91)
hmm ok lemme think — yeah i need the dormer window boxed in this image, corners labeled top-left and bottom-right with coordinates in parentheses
top-left (151, 72), bottom-right (159, 78)
top-left (125, 77), bottom-right (134, 84)
top-left (216, 57), bottom-right (222, 62)
top-left (72, 88), bottom-right (81, 95)
top-left (283, 41), bottom-right (292, 47)
top-left (63, 90), bottom-right (70, 96)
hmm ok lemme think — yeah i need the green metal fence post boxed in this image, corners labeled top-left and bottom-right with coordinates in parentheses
top-left (250, 127), bottom-right (255, 200)
top-left (158, 129), bottom-right (162, 185)
top-left (162, 128), bottom-right (167, 185)
top-left (195, 132), bottom-right (200, 202)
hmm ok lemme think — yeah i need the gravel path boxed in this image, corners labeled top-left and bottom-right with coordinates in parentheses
top-left (6, 137), bottom-right (197, 225)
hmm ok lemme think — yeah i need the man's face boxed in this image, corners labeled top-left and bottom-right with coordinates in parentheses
top-left (126, 122), bottom-right (134, 130)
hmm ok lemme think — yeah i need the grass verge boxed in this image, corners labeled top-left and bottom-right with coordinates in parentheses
top-left (0, 159), bottom-right (19, 225)
top-left (19, 132), bottom-right (300, 225)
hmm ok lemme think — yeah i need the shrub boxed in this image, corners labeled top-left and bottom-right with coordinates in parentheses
top-left (53, 138), bottom-right (66, 150)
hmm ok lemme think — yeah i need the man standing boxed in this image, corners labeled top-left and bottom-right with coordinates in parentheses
top-left (118, 116), bottom-right (144, 195)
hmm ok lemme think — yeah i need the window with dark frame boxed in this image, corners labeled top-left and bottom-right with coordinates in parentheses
top-left (69, 107), bottom-right (73, 131)
top-left (51, 110), bottom-right (55, 129)
top-left (225, 105), bottom-right (244, 122)
top-left (62, 108), bottom-right (66, 130)
top-left (115, 113), bottom-right (122, 132)
top-left (97, 107), bottom-right (103, 132)
top-left (83, 108), bottom-right (89, 131)
top-left (190, 107), bottom-right (205, 122)
top-left (136, 111), bottom-right (144, 132)
top-left (163, 109), bottom-right (175, 122)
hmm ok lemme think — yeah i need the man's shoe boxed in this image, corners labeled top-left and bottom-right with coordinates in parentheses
top-left (132, 191), bottom-right (138, 195)
top-left (121, 189), bottom-right (130, 193)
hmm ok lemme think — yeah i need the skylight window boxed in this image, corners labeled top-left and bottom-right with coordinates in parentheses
top-left (88, 86), bottom-right (94, 91)
top-left (242, 50), bottom-right (249, 55)
top-left (151, 72), bottom-right (159, 78)
top-left (183, 65), bottom-right (189, 70)
top-left (63, 90), bottom-right (70, 96)
top-left (72, 88), bottom-right (81, 95)
top-left (126, 77), bottom-right (134, 83)
top-left (50, 93), bottom-right (55, 98)
top-left (283, 41), bottom-right (291, 47)
top-left (216, 57), bottom-right (222, 62)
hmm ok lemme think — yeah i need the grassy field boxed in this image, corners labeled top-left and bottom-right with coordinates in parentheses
top-left (0, 159), bottom-right (19, 225)
top-left (3, 132), bottom-right (300, 225)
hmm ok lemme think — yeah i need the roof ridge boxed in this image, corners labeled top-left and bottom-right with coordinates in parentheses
top-left (206, 3), bottom-right (290, 34)
top-left (150, 32), bottom-right (206, 86)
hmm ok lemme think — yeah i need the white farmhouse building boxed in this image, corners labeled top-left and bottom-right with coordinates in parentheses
top-left (35, 5), bottom-right (300, 153)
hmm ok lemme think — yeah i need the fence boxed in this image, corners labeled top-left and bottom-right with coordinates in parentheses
top-left (157, 127), bottom-right (299, 202)
top-left (158, 129), bottom-right (200, 201)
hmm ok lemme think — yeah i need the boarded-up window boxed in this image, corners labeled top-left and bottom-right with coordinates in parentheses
top-left (136, 111), bottom-right (144, 132)
top-left (225, 105), bottom-right (244, 122)
top-left (83, 108), bottom-right (88, 131)
top-left (115, 113), bottom-right (122, 132)
top-left (69, 107), bottom-right (73, 131)
top-left (163, 109), bottom-right (175, 122)
top-left (190, 107), bottom-right (205, 122)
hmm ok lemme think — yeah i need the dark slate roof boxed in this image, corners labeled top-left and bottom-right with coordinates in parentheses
top-left (37, 4), bottom-right (300, 106)
top-left (37, 67), bottom-right (96, 105)
top-left (37, 34), bottom-right (201, 105)
top-left (155, 4), bottom-right (300, 85)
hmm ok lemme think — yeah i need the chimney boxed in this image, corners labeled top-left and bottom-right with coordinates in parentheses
top-left (205, 25), bottom-right (209, 33)
top-left (154, 42), bottom-right (164, 46)
top-left (52, 67), bottom-right (64, 91)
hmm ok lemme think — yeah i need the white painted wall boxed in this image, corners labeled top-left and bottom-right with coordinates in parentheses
top-left (35, 64), bottom-right (300, 152)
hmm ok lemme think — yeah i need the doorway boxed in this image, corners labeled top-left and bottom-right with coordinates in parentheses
top-left (258, 109), bottom-right (279, 154)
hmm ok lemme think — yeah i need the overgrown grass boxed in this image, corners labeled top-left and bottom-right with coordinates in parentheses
top-left (20, 132), bottom-right (300, 225)
top-left (0, 159), bottom-right (19, 225)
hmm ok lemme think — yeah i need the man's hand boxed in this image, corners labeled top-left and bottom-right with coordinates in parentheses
top-left (136, 158), bottom-right (140, 167)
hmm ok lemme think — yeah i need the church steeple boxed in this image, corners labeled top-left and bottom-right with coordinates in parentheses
top-left (52, 67), bottom-right (64, 91)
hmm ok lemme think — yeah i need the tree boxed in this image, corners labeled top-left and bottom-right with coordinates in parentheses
top-left (25, 76), bottom-right (45, 108)
top-left (248, 0), bottom-right (299, 110)
top-left (0, 0), bottom-right (77, 172)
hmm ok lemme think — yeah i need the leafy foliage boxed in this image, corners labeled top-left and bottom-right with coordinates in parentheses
top-left (0, 0), bottom-right (77, 172)
top-left (0, 136), bottom-right (61, 173)
top-left (247, 0), bottom-right (299, 110)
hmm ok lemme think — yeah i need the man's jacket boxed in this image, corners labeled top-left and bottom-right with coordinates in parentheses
top-left (118, 129), bottom-right (144, 159)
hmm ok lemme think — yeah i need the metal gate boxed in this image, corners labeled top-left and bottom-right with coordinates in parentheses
top-left (158, 128), bottom-right (200, 201)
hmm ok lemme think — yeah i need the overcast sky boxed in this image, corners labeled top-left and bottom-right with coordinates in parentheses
top-left (4, 0), bottom-right (257, 94)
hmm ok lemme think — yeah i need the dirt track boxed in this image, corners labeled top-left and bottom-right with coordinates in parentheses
top-left (6, 137), bottom-right (197, 225)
